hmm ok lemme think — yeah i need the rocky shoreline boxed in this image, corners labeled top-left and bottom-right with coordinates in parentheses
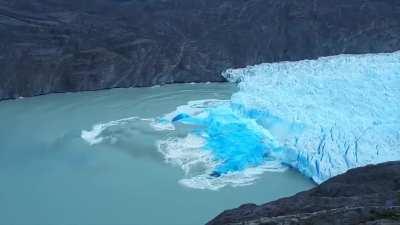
top-left (207, 162), bottom-right (400, 225)
top-left (1, 0), bottom-right (400, 100)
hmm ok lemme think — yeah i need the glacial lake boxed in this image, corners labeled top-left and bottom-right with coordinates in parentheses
top-left (0, 83), bottom-right (315, 225)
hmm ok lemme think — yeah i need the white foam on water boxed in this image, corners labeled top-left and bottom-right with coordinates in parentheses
top-left (179, 162), bottom-right (287, 191)
top-left (152, 99), bottom-right (288, 190)
top-left (157, 133), bottom-right (287, 190)
top-left (150, 119), bottom-right (176, 131)
top-left (81, 117), bottom-right (143, 145)
top-left (157, 133), bottom-right (217, 176)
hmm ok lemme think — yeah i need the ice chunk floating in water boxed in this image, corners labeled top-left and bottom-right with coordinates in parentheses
top-left (153, 51), bottom-right (400, 189)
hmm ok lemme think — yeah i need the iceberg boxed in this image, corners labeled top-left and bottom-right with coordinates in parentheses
top-left (155, 51), bottom-right (400, 188)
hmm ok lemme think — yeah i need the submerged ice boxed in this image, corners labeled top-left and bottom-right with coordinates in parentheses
top-left (82, 51), bottom-right (400, 190)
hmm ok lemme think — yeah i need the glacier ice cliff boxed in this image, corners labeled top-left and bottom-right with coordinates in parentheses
top-left (82, 51), bottom-right (400, 190)
top-left (222, 51), bottom-right (400, 183)
top-left (156, 51), bottom-right (400, 188)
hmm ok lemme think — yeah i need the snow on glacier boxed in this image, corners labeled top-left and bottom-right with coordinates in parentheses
top-left (155, 51), bottom-right (400, 188)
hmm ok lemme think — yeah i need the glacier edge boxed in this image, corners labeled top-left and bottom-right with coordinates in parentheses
top-left (223, 51), bottom-right (400, 183)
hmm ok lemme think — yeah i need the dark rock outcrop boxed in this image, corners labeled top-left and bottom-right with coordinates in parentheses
top-left (207, 161), bottom-right (400, 225)
top-left (1, 0), bottom-right (400, 100)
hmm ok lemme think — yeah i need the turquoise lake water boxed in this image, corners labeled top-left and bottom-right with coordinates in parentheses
top-left (0, 83), bottom-right (315, 225)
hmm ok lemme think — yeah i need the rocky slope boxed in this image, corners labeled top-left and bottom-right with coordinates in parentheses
top-left (207, 161), bottom-right (400, 225)
top-left (1, 0), bottom-right (400, 100)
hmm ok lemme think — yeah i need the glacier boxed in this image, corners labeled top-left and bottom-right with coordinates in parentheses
top-left (81, 51), bottom-right (400, 190)
top-left (223, 51), bottom-right (400, 183)
top-left (154, 51), bottom-right (400, 188)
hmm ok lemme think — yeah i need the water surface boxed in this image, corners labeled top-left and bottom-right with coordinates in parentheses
top-left (0, 83), bottom-right (315, 225)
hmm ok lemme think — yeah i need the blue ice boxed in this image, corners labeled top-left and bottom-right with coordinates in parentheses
top-left (171, 51), bottom-right (400, 184)
top-left (173, 105), bottom-right (270, 176)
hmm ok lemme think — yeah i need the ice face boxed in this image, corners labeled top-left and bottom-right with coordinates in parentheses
top-left (156, 51), bottom-right (400, 188)
top-left (222, 51), bottom-right (400, 183)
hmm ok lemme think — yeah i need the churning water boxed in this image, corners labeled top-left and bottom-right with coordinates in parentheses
top-left (0, 83), bottom-right (314, 225)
